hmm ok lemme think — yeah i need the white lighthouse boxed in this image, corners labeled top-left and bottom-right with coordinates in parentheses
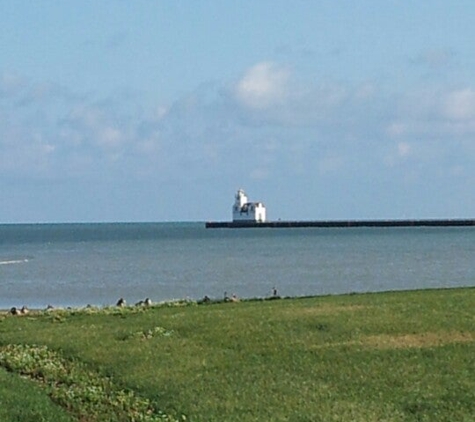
top-left (232, 189), bottom-right (266, 222)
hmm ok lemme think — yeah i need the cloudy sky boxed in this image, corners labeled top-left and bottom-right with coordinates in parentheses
top-left (2, 1), bottom-right (475, 223)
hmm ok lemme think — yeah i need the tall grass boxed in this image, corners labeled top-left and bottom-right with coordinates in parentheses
top-left (1, 288), bottom-right (475, 421)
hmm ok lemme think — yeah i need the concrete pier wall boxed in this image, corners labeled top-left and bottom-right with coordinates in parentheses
top-left (205, 219), bottom-right (475, 229)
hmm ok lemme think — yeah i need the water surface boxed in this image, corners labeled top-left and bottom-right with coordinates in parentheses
top-left (1, 223), bottom-right (474, 308)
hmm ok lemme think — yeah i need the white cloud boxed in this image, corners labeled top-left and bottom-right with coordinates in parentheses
top-left (0, 127), bottom-right (56, 177)
top-left (386, 122), bottom-right (407, 137)
top-left (98, 126), bottom-right (123, 148)
top-left (231, 62), bottom-right (356, 128)
top-left (397, 142), bottom-right (411, 157)
top-left (250, 168), bottom-right (270, 180)
top-left (63, 104), bottom-right (128, 154)
top-left (354, 83), bottom-right (376, 100)
top-left (235, 62), bottom-right (290, 109)
top-left (3, 66), bottom-right (475, 204)
top-left (413, 48), bottom-right (454, 68)
top-left (384, 87), bottom-right (475, 142)
top-left (155, 105), bottom-right (169, 120)
top-left (443, 89), bottom-right (475, 121)
top-left (68, 105), bottom-right (103, 131)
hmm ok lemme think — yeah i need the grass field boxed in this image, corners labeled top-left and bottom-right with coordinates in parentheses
top-left (1, 288), bottom-right (475, 421)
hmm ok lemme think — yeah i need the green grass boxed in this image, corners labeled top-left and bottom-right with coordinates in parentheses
top-left (1, 288), bottom-right (475, 421)
top-left (0, 367), bottom-right (74, 422)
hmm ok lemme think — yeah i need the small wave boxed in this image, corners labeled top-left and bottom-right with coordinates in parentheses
top-left (0, 258), bottom-right (29, 266)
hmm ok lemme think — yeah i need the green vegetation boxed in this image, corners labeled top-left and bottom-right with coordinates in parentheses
top-left (0, 367), bottom-right (74, 422)
top-left (1, 288), bottom-right (475, 421)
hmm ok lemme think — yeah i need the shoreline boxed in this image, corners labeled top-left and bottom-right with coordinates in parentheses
top-left (3, 285), bottom-right (473, 314)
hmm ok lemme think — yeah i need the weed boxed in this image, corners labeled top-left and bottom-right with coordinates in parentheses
top-left (0, 344), bottom-right (182, 422)
top-left (123, 326), bottom-right (174, 341)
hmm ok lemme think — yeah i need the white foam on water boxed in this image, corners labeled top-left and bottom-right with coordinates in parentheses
top-left (0, 258), bottom-right (29, 266)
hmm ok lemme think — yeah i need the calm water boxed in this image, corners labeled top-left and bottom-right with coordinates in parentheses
top-left (0, 223), bottom-right (474, 308)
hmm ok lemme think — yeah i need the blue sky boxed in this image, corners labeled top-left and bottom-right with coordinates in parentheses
top-left (2, 1), bottom-right (475, 222)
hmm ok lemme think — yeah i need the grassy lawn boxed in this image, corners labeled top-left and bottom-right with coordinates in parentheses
top-left (1, 288), bottom-right (475, 421)
top-left (0, 367), bottom-right (74, 422)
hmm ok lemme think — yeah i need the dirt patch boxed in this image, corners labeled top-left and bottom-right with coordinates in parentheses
top-left (283, 304), bottom-right (369, 318)
top-left (310, 331), bottom-right (475, 351)
top-left (362, 331), bottom-right (475, 350)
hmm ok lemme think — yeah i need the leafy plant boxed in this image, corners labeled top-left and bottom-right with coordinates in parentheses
top-left (125, 326), bottom-right (174, 341)
top-left (0, 344), bottom-right (183, 422)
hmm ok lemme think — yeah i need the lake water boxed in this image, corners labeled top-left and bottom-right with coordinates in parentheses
top-left (1, 223), bottom-right (474, 308)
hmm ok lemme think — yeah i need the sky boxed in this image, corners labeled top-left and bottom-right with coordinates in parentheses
top-left (1, 1), bottom-right (475, 223)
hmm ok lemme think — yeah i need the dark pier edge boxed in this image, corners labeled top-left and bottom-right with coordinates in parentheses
top-left (205, 219), bottom-right (475, 229)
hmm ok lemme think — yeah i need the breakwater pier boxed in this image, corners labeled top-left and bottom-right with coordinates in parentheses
top-left (205, 219), bottom-right (475, 229)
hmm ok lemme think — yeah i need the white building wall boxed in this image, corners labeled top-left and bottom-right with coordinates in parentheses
top-left (232, 189), bottom-right (266, 222)
top-left (255, 203), bottom-right (266, 222)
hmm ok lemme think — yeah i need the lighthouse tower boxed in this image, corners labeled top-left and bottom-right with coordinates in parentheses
top-left (234, 189), bottom-right (248, 209)
top-left (232, 189), bottom-right (266, 222)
